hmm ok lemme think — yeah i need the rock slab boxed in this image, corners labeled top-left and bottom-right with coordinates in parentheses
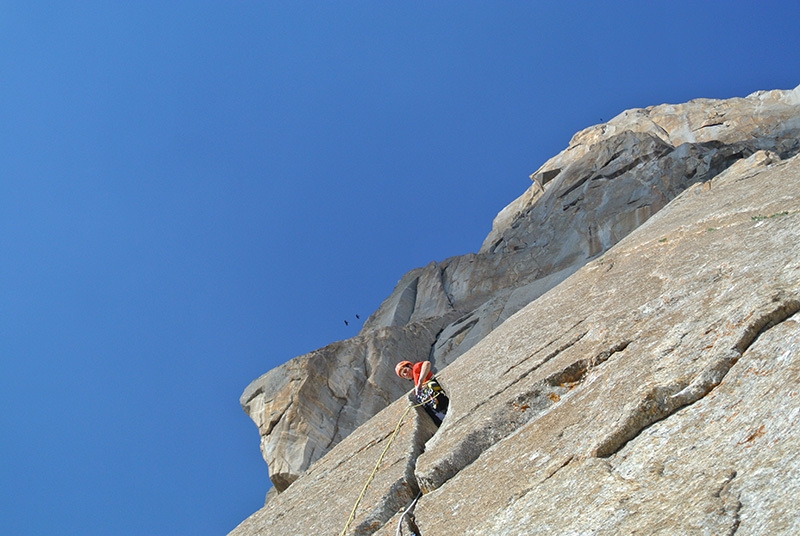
top-left (239, 86), bottom-right (800, 504)
top-left (231, 134), bottom-right (800, 534)
top-left (405, 150), bottom-right (800, 535)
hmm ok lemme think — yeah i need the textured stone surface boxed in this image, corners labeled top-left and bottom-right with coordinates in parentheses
top-left (406, 150), bottom-right (800, 535)
top-left (482, 85), bottom-right (800, 257)
top-left (400, 153), bottom-right (800, 534)
top-left (240, 86), bottom-right (800, 495)
top-left (230, 393), bottom-right (438, 536)
top-left (231, 144), bottom-right (800, 534)
top-left (239, 318), bottom-right (450, 491)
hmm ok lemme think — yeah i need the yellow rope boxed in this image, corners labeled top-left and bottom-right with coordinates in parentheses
top-left (339, 392), bottom-right (438, 536)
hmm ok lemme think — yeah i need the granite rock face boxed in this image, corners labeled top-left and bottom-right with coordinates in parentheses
top-left (406, 150), bottom-right (800, 535)
top-left (239, 86), bottom-right (800, 495)
top-left (231, 139), bottom-right (800, 536)
top-left (232, 392), bottom-right (439, 536)
top-left (239, 317), bottom-right (451, 492)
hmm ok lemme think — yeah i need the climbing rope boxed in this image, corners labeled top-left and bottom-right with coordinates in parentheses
top-left (338, 391), bottom-right (439, 536)
top-left (396, 491), bottom-right (422, 536)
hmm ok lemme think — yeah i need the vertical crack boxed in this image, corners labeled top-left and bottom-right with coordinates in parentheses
top-left (350, 397), bottom-right (439, 536)
top-left (717, 470), bottom-right (742, 536)
top-left (395, 492), bottom-right (423, 536)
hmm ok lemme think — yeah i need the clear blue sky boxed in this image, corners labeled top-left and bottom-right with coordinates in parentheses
top-left (1, 2), bottom-right (798, 534)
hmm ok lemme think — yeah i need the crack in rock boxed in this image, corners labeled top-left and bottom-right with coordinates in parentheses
top-left (542, 455), bottom-right (575, 482)
top-left (595, 298), bottom-right (800, 459)
top-left (502, 316), bottom-right (590, 377)
top-left (417, 340), bottom-right (630, 493)
top-left (715, 470), bottom-right (742, 536)
top-left (350, 403), bottom-right (438, 536)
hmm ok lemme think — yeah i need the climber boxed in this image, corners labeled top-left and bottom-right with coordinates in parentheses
top-left (395, 360), bottom-right (449, 426)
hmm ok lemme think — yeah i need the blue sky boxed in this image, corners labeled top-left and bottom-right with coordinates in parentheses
top-left (1, 2), bottom-right (798, 534)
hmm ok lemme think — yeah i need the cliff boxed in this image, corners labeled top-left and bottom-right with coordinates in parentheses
top-left (232, 86), bottom-right (800, 534)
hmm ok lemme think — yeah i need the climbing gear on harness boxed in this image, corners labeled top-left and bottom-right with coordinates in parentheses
top-left (339, 390), bottom-right (441, 536)
top-left (417, 379), bottom-right (444, 409)
top-left (416, 378), bottom-right (448, 427)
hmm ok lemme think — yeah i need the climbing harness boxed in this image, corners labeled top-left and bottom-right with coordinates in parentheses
top-left (338, 391), bottom-right (440, 536)
top-left (417, 379), bottom-right (448, 426)
top-left (418, 379), bottom-right (444, 409)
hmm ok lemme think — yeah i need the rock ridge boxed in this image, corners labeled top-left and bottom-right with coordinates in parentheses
top-left (231, 142), bottom-right (800, 535)
top-left (238, 85), bottom-right (800, 507)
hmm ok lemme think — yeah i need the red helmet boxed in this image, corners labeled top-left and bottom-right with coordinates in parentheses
top-left (395, 360), bottom-right (413, 377)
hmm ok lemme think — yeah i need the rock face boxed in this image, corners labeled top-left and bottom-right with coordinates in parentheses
top-left (406, 150), bottom-right (800, 535)
top-left (239, 319), bottom-right (450, 492)
top-left (239, 86), bottom-right (800, 497)
top-left (234, 129), bottom-right (800, 535)
top-left (231, 140), bottom-right (800, 536)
